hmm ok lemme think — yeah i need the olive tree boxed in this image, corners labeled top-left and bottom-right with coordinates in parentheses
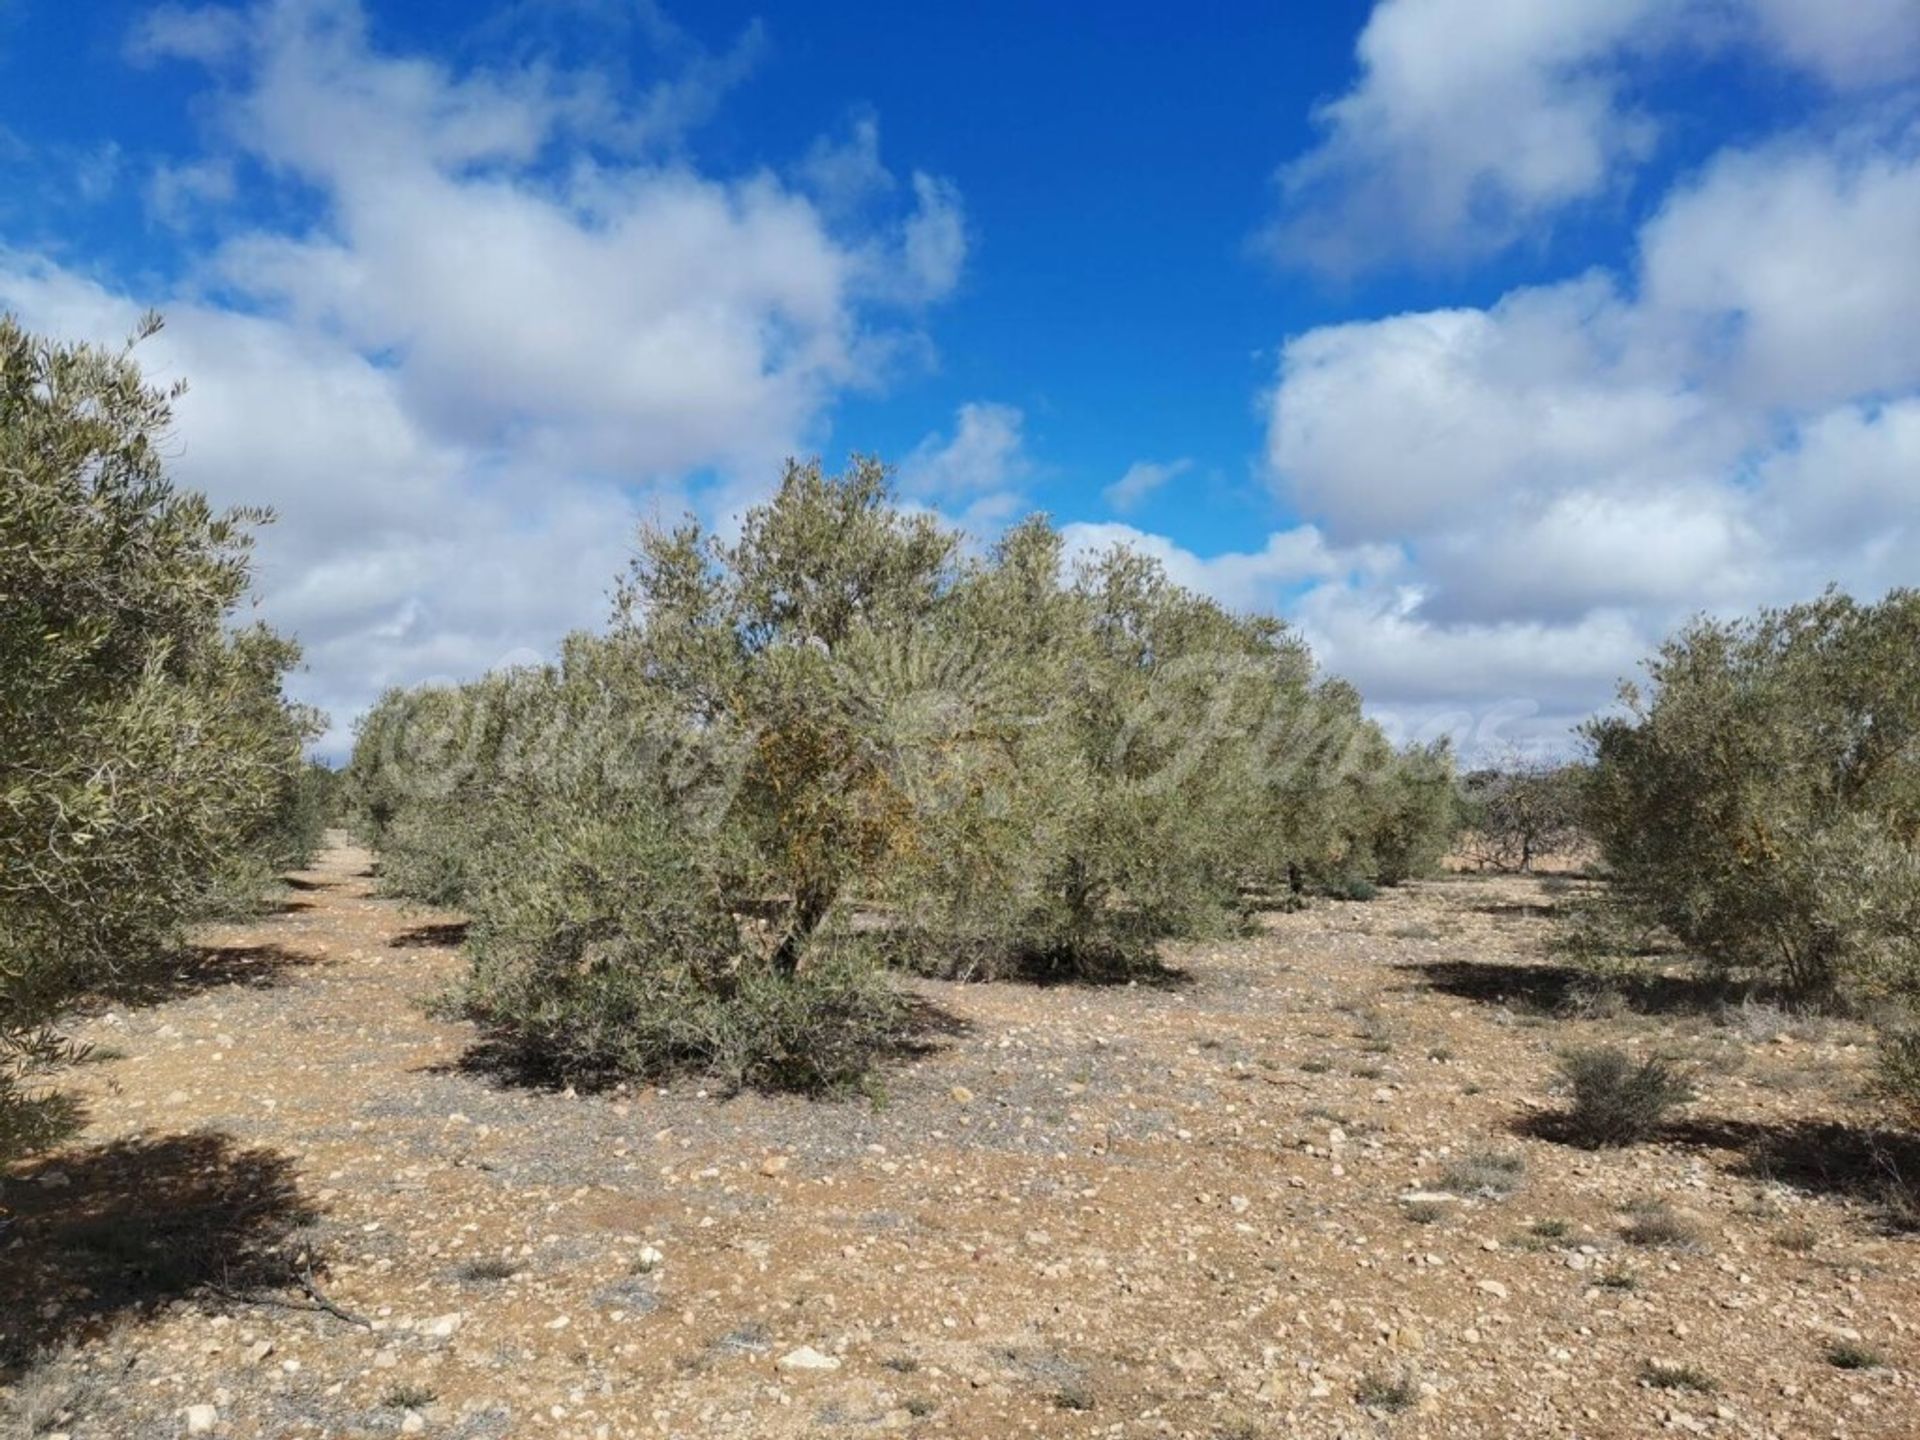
top-left (350, 459), bottom-right (1454, 1088)
top-left (1, 314), bottom-right (317, 1157)
top-left (1584, 590), bottom-right (1920, 1002)
top-left (1458, 753), bottom-right (1588, 873)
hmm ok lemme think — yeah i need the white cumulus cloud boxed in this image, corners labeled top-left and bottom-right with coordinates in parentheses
top-left (1266, 0), bottom-right (1920, 273)
top-left (1103, 457), bottom-right (1192, 512)
top-left (0, 0), bottom-right (968, 756)
top-left (1245, 123), bottom-right (1920, 750)
top-left (898, 401), bottom-right (1031, 531)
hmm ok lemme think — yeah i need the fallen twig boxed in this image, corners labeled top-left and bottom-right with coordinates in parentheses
top-left (207, 1259), bottom-right (372, 1330)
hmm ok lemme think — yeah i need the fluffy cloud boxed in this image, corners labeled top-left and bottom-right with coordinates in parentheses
top-left (0, 0), bottom-right (966, 756)
top-left (1746, 0), bottom-right (1920, 89)
top-left (1103, 457), bottom-right (1192, 512)
top-left (1639, 133), bottom-right (1920, 409)
top-left (1267, 0), bottom-right (1920, 273)
top-left (898, 402), bottom-right (1031, 530)
top-left (1250, 124), bottom-right (1920, 750)
top-left (1269, 0), bottom-right (1662, 272)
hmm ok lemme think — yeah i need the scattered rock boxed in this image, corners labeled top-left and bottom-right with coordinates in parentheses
top-left (778, 1346), bottom-right (842, 1372)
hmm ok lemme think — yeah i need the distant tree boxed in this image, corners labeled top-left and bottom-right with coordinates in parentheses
top-left (1458, 752), bottom-right (1587, 872)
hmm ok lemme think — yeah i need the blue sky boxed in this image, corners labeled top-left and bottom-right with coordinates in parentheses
top-left (4, 0), bottom-right (1918, 758)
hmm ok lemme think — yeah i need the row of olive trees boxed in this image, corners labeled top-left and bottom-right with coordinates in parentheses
top-left (1, 315), bottom-right (323, 1160)
top-left (345, 460), bottom-right (1457, 1091)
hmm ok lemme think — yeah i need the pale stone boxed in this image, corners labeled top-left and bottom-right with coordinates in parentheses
top-left (778, 1346), bottom-right (842, 1372)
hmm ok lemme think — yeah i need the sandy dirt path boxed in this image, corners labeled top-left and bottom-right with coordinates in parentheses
top-left (4, 833), bottom-right (1916, 1438)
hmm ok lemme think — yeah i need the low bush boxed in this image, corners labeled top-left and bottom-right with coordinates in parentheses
top-left (1640, 1361), bottom-right (1716, 1394)
top-left (1877, 1028), bottom-right (1920, 1128)
top-left (440, 756), bottom-right (907, 1093)
top-left (1556, 1047), bottom-right (1694, 1147)
top-left (1823, 1341), bottom-right (1884, 1371)
top-left (1620, 1200), bottom-right (1703, 1249)
top-left (1439, 1149), bottom-right (1526, 1198)
top-left (1355, 1365), bottom-right (1419, 1411)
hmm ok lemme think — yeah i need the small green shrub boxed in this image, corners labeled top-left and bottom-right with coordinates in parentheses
top-left (1621, 1201), bottom-right (1702, 1250)
top-left (1555, 1047), bottom-right (1694, 1147)
top-left (1439, 1149), bottom-right (1525, 1198)
top-left (382, 1383), bottom-right (437, 1410)
top-left (454, 1257), bottom-right (517, 1282)
top-left (1640, 1361), bottom-right (1715, 1393)
top-left (1772, 1223), bottom-right (1819, 1254)
top-left (448, 806), bottom-right (906, 1093)
top-left (1823, 1341), bottom-right (1883, 1371)
top-left (1355, 1365), bottom-right (1419, 1411)
top-left (1876, 1028), bottom-right (1920, 1128)
top-left (1050, 1378), bottom-right (1096, 1411)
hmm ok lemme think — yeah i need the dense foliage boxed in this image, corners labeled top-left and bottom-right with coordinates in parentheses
top-left (347, 460), bottom-right (1454, 1090)
top-left (0, 314), bottom-right (318, 1159)
top-left (1554, 1047), bottom-right (1695, 1148)
top-left (1584, 591), bottom-right (1920, 1003)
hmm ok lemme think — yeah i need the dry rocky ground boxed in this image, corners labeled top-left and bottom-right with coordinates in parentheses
top-left (4, 833), bottom-right (1916, 1439)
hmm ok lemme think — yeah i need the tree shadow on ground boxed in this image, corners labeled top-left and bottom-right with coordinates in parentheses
top-left (0, 1132), bottom-right (315, 1376)
top-left (1679, 1115), bottom-right (1920, 1226)
top-left (894, 938), bottom-right (1194, 991)
top-left (1511, 1109), bottom-right (1920, 1230)
top-left (964, 954), bottom-right (1194, 991)
top-left (389, 921), bottom-right (470, 949)
top-left (1404, 959), bottom-right (1735, 1018)
top-left (88, 944), bottom-right (321, 1010)
top-left (1472, 901), bottom-right (1566, 920)
top-left (427, 993), bottom-right (976, 1097)
top-left (282, 876), bottom-right (331, 893)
